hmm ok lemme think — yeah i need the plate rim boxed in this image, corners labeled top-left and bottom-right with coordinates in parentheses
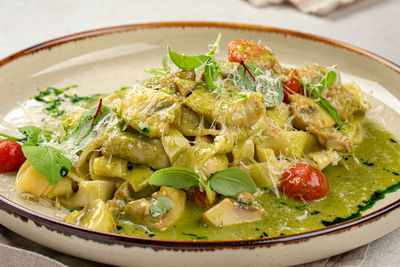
top-left (1, 21), bottom-right (400, 250)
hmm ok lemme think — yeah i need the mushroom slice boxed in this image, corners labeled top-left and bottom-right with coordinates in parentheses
top-left (203, 198), bottom-right (263, 227)
top-left (289, 93), bottom-right (336, 130)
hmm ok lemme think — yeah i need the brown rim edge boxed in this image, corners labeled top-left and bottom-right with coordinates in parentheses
top-left (0, 21), bottom-right (399, 74)
top-left (0, 21), bottom-right (400, 251)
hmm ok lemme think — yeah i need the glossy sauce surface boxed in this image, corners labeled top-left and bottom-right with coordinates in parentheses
top-left (116, 119), bottom-right (400, 241)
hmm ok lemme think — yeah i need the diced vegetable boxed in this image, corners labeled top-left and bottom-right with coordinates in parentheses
top-left (125, 186), bottom-right (186, 230)
top-left (256, 130), bottom-right (316, 158)
top-left (203, 198), bottom-right (263, 227)
top-left (64, 199), bottom-right (115, 233)
top-left (15, 161), bottom-right (73, 198)
top-left (307, 151), bottom-right (340, 170)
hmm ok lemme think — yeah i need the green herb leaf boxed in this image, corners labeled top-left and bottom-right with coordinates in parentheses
top-left (204, 60), bottom-right (219, 90)
top-left (168, 45), bottom-right (210, 70)
top-left (18, 126), bottom-right (52, 145)
top-left (150, 196), bottom-right (175, 217)
top-left (22, 144), bottom-right (72, 185)
top-left (321, 71), bottom-right (337, 90)
top-left (207, 33), bottom-right (222, 59)
top-left (236, 62), bottom-right (283, 107)
top-left (0, 133), bottom-right (24, 142)
top-left (33, 86), bottom-right (98, 118)
top-left (70, 99), bottom-right (112, 145)
top-left (148, 166), bottom-right (200, 188)
top-left (145, 56), bottom-right (170, 76)
top-left (209, 167), bottom-right (257, 197)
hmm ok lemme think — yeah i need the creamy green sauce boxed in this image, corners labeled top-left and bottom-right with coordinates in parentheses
top-left (117, 119), bottom-right (400, 241)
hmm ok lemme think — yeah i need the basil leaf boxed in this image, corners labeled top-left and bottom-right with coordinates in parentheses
top-left (315, 71), bottom-right (337, 93)
top-left (18, 126), bottom-right (52, 145)
top-left (148, 167), bottom-right (200, 189)
top-left (236, 62), bottom-right (283, 107)
top-left (70, 103), bottom-right (112, 146)
top-left (209, 167), bottom-right (257, 197)
top-left (313, 90), bottom-right (343, 129)
top-left (150, 196), bottom-right (175, 217)
top-left (168, 45), bottom-right (210, 70)
top-left (204, 60), bottom-right (219, 90)
top-left (322, 71), bottom-right (337, 88)
top-left (22, 144), bottom-right (72, 185)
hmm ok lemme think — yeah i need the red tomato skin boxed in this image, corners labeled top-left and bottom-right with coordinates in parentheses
top-left (228, 40), bottom-right (268, 63)
top-left (0, 140), bottom-right (26, 172)
top-left (280, 163), bottom-right (329, 201)
top-left (282, 70), bottom-right (303, 103)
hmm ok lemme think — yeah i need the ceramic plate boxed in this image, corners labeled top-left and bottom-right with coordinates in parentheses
top-left (1, 22), bottom-right (400, 266)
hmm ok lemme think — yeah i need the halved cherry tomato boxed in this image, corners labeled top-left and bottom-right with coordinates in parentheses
top-left (228, 40), bottom-right (270, 63)
top-left (282, 70), bottom-right (303, 103)
top-left (280, 163), bottom-right (329, 201)
top-left (0, 140), bottom-right (26, 172)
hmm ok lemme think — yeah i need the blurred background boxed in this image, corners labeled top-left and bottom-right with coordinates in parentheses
top-left (0, 0), bottom-right (399, 266)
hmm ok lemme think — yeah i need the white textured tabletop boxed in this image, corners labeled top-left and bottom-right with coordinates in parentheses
top-left (0, 0), bottom-right (399, 266)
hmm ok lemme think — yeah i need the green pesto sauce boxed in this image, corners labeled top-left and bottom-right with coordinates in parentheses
top-left (117, 119), bottom-right (400, 241)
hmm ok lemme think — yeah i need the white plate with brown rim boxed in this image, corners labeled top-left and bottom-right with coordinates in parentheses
top-left (0, 22), bottom-right (400, 266)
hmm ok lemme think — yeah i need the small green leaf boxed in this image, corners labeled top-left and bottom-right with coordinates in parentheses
top-left (148, 166), bottom-right (200, 189)
top-left (207, 33), bottom-right (222, 59)
top-left (150, 196), bottom-right (175, 217)
top-left (70, 101), bottom-right (112, 145)
top-left (316, 93), bottom-right (343, 129)
top-left (322, 71), bottom-right (337, 88)
top-left (236, 62), bottom-right (283, 107)
top-left (209, 167), bottom-right (257, 197)
top-left (204, 60), bottom-right (219, 90)
top-left (22, 144), bottom-right (72, 185)
top-left (18, 126), bottom-right (52, 145)
top-left (0, 133), bottom-right (24, 142)
top-left (167, 45), bottom-right (210, 70)
top-left (145, 56), bottom-right (170, 76)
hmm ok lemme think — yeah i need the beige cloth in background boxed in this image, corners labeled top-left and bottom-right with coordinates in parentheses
top-left (247, 0), bottom-right (357, 15)
top-left (0, 224), bottom-right (368, 267)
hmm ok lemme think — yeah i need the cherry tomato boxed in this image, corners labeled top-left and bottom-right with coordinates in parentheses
top-left (0, 140), bottom-right (26, 172)
top-left (280, 163), bottom-right (329, 201)
top-left (282, 70), bottom-right (303, 103)
top-left (228, 40), bottom-right (271, 63)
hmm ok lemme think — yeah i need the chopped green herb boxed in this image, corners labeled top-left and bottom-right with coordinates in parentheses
top-left (33, 86), bottom-right (98, 118)
top-left (150, 196), bottom-right (174, 217)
